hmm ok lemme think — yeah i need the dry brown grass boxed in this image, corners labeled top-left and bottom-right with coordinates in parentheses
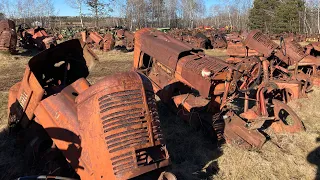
top-left (0, 48), bottom-right (319, 180)
top-left (204, 49), bottom-right (229, 60)
top-left (87, 49), bottom-right (134, 84)
top-left (213, 88), bottom-right (320, 179)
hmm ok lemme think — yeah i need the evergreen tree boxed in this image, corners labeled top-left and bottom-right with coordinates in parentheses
top-left (272, 0), bottom-right (305, 33)
top-left (248, 0), bottom-right (278, 33)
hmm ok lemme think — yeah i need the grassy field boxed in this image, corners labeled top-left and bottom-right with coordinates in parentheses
top-left (0, 48), bottom-right (319, 180)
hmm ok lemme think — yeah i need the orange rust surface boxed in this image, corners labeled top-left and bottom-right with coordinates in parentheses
top-left (8, 39), bottom-right (171, 179)
top-left (0, 19), bottom-right (17, 52)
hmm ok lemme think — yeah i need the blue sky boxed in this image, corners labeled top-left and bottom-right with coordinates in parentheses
top-left (55, 0), bottom-right (221, 16)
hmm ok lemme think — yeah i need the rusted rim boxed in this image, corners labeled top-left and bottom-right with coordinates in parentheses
top-left (272, 99), bottom-right (305, 133)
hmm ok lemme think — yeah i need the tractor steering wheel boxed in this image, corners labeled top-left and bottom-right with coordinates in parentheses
top-left (235, 57), bottom-right (262, 92)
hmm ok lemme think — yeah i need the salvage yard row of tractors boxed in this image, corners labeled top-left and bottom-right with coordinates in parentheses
top-left (1, 18), bottom-right (320, 179)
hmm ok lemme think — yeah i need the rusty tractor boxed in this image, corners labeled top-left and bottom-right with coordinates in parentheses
top-left (210, 33), bottom-right (227, 49)
top-left (242, 30), bottom-right (320, 87)
top-left (0, 19), bottom-right (17, 53)
top-left (114, 29), bottom-right (135, 51)
top-left (17, 24), bottom-right (57, 50)
top-left (226, 30), bottom-right (319, 96)
top-left (133, 28), bottom-right (305, 149)
top-left (86, 31), bottom-right (115, 52)
top-left (8, 39), bottom-right (174, 180)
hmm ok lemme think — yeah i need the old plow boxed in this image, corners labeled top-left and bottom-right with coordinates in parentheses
top-left (134, 28), bottom-right (305, 149)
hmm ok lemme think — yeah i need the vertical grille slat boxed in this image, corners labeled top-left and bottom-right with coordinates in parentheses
top-left (145, 91), bottom-right (165, 142)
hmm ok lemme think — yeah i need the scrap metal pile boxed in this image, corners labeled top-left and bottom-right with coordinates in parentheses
top-left (6, 26), bottom-right (320, 179)
top-left (71, 28), bottom-right (135, 52)
top-left (17, 24), bottom-right (57, 50)
top-left (0, 19), bottom-right (17, 53)
top-left (167, 28), bottom-right (227, 49)
top-left (133, 28), bottom-right (315, 148)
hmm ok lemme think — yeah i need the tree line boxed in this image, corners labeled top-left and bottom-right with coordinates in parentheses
top-left (0, 0), bottom-right (320, 34)
top-left (248, 0), bottom-right (320, 34)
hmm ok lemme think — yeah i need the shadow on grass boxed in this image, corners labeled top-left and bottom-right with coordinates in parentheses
top-left (307, 137), bottom-right (320, 179)
top-left (0, 127), bottom-right (25, 180)
top-left (14, 48), bottom-right (41, 57)
top-left (0, 123), bottom-right (79, 180)
top-left (157, 102), bottom-right (223, 180)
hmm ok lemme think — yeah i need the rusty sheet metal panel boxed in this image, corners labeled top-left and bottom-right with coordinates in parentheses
top-left (0, 19), bottom-right (17, 52)
top-left (244, 30), bottom-right (278, 57)
top-left (124, 31), bottom-right (134, 51)
top-left (134, 28), bottom-right (201, 71)
top-left (224, 114), bottom-right (266, 148)
top-left (269, 99), bottom-right (305, 133)
top-left (74, 72), bottom-right (170, 180)
top-left (211, 34), bottom-right (227, 49)
top-left (116, 29), bottom-right (125, 40)
top-left (280, 38), bottom-right (307, 65)
top-left (299, 55), bottom-right (320, 66)
top-left (8, 67), bottom-right (44, 128)
top-left (34, 78), bottom-right (91, 179)
top-left (8, 40), bottom-right (91, 128)
top-left (89, 31), bottom-right (103, 45)
top-left (103, 33), bottom-right (115, 52)
top-left (81, 42), bottom-right (99, 70)
top-left (146, 59), bottom-right (177, 90)
top-left (176, 55), bottom-right (229, 97)
top-left (273, 80), bottom-right (302, 100)
top-left (226, 42), bottom-right (259, 57)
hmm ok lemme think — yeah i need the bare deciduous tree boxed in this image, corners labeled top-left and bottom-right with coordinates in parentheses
top-left (86, 0), bottom-right (113, 27)
top-left (66, 0), bottom-right (85, 28)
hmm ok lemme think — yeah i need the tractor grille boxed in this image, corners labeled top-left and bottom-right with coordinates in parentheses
top-left (245, 30), bottom-right (278, 56)
top-left (0, 31), bottom-right (11, 49)
top-left (252, 31), bottom-right (278, 51)
top-left (286, 40), bottom-right (306, 62)
top-left (99, 89), bottom-right (151, 175)
top-left (145, 91), bottom-right (163, 143)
